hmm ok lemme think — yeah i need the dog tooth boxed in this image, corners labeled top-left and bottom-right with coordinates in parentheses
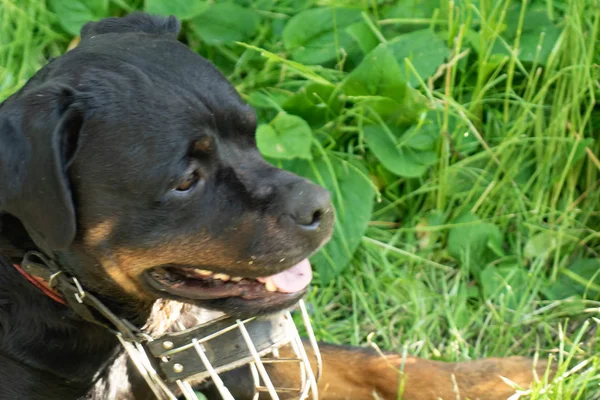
top-left (213, 273), bottom-right (230, 281)
top-left (231, 277), bottom-right (243, 282)
top-left (195, 269), bottom-right (213, 276)
top-left (265, 280), bottom-right (277, 292)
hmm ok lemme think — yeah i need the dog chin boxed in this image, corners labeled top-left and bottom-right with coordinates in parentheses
top-left (189, 290), bottom-right (308, 319)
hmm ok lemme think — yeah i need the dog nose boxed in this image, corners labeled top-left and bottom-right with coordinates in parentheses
top-left (286, 181), bottom-right (331, 230)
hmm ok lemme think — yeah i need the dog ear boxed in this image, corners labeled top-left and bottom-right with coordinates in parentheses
top-left (81, 12), bottom-right (181, 39)
top-left (0, 83), bottom-right (84, 251)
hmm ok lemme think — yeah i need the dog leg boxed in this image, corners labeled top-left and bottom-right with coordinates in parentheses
top-left (261, 343), bottom-right (549, 400)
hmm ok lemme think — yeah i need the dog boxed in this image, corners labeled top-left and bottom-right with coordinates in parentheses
top-left (0, 13), bottom-right (547, 400)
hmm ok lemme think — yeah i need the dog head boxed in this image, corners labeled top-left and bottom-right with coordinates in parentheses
top-left (0, 13), bottom-right (334, 317)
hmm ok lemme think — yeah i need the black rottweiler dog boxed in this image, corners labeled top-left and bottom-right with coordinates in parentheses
top-left (0, 13), bottom-right (545, 400)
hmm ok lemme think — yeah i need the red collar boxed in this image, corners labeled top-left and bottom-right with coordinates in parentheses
top-left (12, 263), bottom-right (67, 305)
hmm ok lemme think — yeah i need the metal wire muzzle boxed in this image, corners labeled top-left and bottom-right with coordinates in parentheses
top-left (119, 300), bottom-right (321, 400)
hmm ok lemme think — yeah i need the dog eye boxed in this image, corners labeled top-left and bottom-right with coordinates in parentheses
top-left (174, 164), bottom-right (202, 193)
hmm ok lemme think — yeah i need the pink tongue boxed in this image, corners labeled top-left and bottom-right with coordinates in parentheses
top-left (258, 259), bottom-right (313, 294)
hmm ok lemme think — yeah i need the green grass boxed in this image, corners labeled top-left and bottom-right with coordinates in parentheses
top-left (2, 0), bottom-right (600, 398)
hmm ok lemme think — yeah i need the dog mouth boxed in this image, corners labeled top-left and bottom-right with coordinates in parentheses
top-left (144, 259), bottom-right (312, 303)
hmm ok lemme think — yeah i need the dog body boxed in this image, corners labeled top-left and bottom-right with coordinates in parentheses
top-left (0, 14), bottom-right (544, 400)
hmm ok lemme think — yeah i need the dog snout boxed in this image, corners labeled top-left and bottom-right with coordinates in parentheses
top-left (284, 180), bottom-right (332, 231)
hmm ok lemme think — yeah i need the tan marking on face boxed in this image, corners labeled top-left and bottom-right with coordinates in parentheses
top-left (87, 215), bottom-right (302, 298)
top-left (102, 260), bottom-right (152, 299)
top-left (114, 239), bottom-right (240, 273)
top-left (91, 237), bottom-right (245, 298)
top-left (85, 219), bottom-right (116, 247)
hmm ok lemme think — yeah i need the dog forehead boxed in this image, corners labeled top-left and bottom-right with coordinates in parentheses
top-left (76, 33), bottom-right (249, 112)
top-left (56, 34), bottom-right (256, 152)
top-left (46, 32), bottom-right (255, 132)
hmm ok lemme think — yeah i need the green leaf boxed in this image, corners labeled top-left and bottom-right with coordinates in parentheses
top-left (346, 21), bottom-right (379, 54)
top-left (191, 4), bottom-right (259, 45)
top-left (363, 115), bottom-right (440, 178)
top-left (282, 7), bottom-right (362, 65)
top-left (511, 7), bottom-right (560, 64)
top-left (524, 231), bottom-right (558, 261)
top-left (355, 94), bottom-right (426, 126)
top-left (256, 113), bottom-right (313, 160)
top-left (479, 5), bottom-right (560, 65)
top-left (403, 122), bottom-right (439, 150)
top-left (246, 92), bottom-right (279, 110)
top-left (343, 44), bottom-right (428, 125)
top-left (388, 29), bottom-right (450, 87)
top-left (246, 89), bottom-right (293, 110)
top-left (543, 259), bottom-right (600, 300)
top-left (343, 44), bottom-right (408, 102)
top-left (145, 0), bottom-right (209, 20)
top-left (480, 262), bottom-right (529, 309)
top-left (49, 0), bottom-right (109, 36)
top-left (284, 156), bottom-right (375, 283)
top-left (448, 213), bottom-right (503, 274)
top-left (282, 83), bottom-right (342, 127)
top-left (382, 0), bottom-right (439, 20)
